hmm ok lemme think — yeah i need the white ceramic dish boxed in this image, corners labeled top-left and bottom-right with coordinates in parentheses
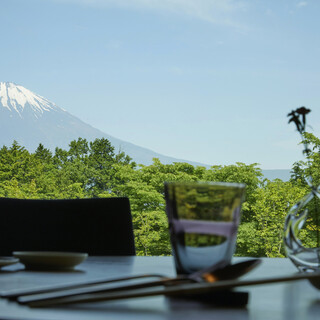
top-left (0, 257), bottom-right (19, 268)
top-left (13, 251), bottom-right (88, 270)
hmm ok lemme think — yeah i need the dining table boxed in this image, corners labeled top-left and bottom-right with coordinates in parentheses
top-left (0, 256), bottom-right (319, 320)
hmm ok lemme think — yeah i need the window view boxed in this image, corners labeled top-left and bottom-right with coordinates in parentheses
top-left (1, 0), bottom-right (320, 258)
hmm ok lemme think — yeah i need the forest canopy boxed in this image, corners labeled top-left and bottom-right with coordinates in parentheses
top-left (0, 135), bottom-right (319, 257)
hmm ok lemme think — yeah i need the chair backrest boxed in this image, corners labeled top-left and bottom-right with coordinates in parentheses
top-left (0, 197), bottom-right (135, 256)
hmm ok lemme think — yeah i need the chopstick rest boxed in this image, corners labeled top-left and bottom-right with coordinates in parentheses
top-left (171, 290), bottom-right (249, 307)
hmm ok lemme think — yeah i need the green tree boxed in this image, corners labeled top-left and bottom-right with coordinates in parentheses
top-left (5, 137), bottom-right (313, 257)
top-left (290, 132), bottom-right (320, 248)
top-left (250, 179), bottom-right (307, 257)
top-left (112, 162), bottom-right (171, 255)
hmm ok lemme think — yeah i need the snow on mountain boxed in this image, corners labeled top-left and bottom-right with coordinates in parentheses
top-left (0, 82), bottom-right (63, 119)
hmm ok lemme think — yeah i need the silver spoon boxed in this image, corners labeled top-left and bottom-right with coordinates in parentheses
top-left (16, 259), bottom-right (261, 305)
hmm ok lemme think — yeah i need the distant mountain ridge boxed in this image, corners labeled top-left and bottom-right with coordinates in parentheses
top-left (262, 169), bottom-right (291, 182)
top-left (0, 82), bottom-right (291, 181)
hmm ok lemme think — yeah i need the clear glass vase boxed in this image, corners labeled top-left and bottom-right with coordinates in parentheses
top-left (284, 185), bottom-right (320, 273)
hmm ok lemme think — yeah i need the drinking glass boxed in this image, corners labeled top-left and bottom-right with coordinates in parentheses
top-left (164, 181), bottom-right (246, 275)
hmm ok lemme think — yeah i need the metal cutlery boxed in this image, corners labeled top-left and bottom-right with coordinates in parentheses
top-left (23, 271), bottom-right (320, 307)
top-left (5, 259), bottom-right (260, 305)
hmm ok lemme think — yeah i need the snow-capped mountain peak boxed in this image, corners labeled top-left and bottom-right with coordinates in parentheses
top-left (0, 82), bottom-right (63, 118)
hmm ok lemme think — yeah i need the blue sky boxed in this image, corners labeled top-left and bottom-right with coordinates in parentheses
top-left (1, 0), bottom-right (320, 169)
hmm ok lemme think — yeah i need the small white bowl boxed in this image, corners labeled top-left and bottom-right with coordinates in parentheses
top-left (0, 257), bottom-right (19, 268)
top-left (13, 251), bottom-right (88, 271)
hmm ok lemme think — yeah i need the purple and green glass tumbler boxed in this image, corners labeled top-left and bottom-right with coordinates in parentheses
top-left (165, 181), bottom-right (246, 275)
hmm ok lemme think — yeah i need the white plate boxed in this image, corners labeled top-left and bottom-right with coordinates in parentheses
top-left (0, 257), bottom-right (19, 268)
top-left (13, 251), bottom-right (88, 271)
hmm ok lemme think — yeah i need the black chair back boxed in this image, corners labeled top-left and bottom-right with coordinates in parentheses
top-left (0, 197), bottom-right (135, 256)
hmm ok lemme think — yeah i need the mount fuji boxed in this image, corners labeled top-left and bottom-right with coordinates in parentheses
top-left (0, 82), bottom-right (291, 180)
top-left (0, 82), bottom-right (205, 166)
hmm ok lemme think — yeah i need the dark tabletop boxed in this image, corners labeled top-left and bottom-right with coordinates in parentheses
top-left (0, 256), bottom-right (319, 320)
